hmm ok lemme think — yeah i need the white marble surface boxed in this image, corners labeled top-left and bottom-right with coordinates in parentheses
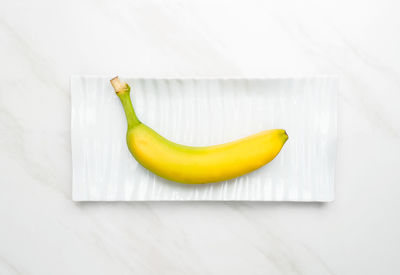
top-left (0, 0), bottom-right (399, 274)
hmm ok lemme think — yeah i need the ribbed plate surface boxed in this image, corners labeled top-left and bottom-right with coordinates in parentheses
top-left (71, 76), bottom-right (338, 201)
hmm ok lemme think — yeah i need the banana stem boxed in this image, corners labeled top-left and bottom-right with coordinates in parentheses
top-left (110, 76), bottom-right (140, 129)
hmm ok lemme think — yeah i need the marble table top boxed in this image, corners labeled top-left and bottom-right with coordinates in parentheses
top-left (1, 0), bottom-right (399, 274)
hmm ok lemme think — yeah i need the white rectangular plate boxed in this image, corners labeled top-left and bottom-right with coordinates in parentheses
top-left (71, 76), bottom-right (338, 201)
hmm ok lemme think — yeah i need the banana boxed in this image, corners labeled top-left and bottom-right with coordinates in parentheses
top-left (111, 77), bottom-right (288, 184)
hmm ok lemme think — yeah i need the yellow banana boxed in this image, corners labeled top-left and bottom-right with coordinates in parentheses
top-left (111, 77), bottom-right (288, 184)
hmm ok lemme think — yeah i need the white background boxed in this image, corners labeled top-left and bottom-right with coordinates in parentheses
top-left (1, 0), bottom-right (399, 274)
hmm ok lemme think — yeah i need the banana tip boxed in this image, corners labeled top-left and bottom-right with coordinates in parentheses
top-left (282, 130), bottom-right (288, 141)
